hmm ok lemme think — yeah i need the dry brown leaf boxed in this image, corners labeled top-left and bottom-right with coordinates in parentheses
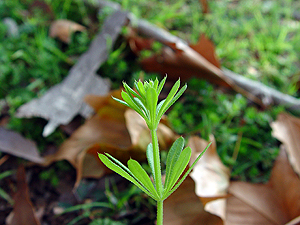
top-left (226, 147), bottom-right (300, 225)
top-left (125, 109), bottom-right (176, 151)
top-left (0, 127), bottom-right (44, 163)
top-left (49, 19), bottom-right (86, 43)
top-left (6, 166), bottom-right (40, 225)
top-left (126, 29), bottom-right (263, 105)
top-left (189, 34), bottom-right (221, 69)
top-left (126, 29), bottom-right (154, 55)
top-left (188, 135), bottom-right (230, 220)
top-left (271, 112), bottom-right (300, 176)
top-left (164, 176), bottom-right (223, 225)
top-left (44, 90), bottom-right (176, 187)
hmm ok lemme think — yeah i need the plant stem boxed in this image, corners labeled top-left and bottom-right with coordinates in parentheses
top-left (151, 128), bottom-right (164, 224)
top-left (151, 129), bottom-right (163, 196)
top-left (157, 200), bottom-right (163, 225)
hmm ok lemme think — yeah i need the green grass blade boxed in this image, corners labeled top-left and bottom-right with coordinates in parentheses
top-left (163, 143), bottom-right (211, 200)
top-left (0, 188), bottom-right (14, 205)
top-left (164, 137), bottom-right (184, 189)
top-left (60, 202), bottom-right (113, 215)
top-left (128, 159), bottom-right (159, 199)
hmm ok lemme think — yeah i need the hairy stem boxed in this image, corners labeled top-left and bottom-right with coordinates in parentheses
top-left (157, 200), bottom-right (163, 225)
top-left (151, 129), bottom-right (163, 196)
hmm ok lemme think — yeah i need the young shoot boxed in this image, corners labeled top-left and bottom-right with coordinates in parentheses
top-left (98, 77), bottom-right (210, 225)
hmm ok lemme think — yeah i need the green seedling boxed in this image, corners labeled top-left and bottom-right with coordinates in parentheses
top-left (98, 77), bottom-right (210, 225)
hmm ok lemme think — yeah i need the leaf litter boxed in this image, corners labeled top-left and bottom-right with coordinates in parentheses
top-left (2, 0), bottom-right (300, 224)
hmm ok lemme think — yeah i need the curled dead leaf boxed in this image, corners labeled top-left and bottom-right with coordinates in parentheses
top-left (6, 166), bottom-right (40, 225)
top-left (49, 19), bottom-right (86, 43)
top-left (271, 112), bottom-right (300, 176)
top-left (188, 135), bottom-right (230, 220)
top-left (164, 176), bottom-right (223, 225)
top-left (226, 147), bottom-right (300, 225)
top-left (0, 127), bottom-right (44, 163)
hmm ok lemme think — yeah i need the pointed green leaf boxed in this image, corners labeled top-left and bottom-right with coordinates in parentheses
top-left (134, 97), bottom-right (149, 119)
top-left (164, 84), bottom-right (187, 114)
top-left (112, 96), bottom-right (130, 107)
top-left (145, 87), bottom-right (158, 127)
top-left (163, 143), bottom-right (211, 200)
top-left (136, 80), bottom-right (146, 98)
top-left (146, 143), bottom-right (156, 184)
top-left (121, 91), bottom-right (147, 119)
top-left (123, 82), bottom-right (143, 102)
top-left (157, 83), bottom-right (187, 122)
top-left (157, 76), bottom-right (167, 96)
top-left (98, 153), bottom-right (157, 200)
top-left (164, 137), bottom-right (185, 189)
top-left (154, 78), bottom-right (159, 90)
top-left (164, 146), bottom-right (191, 194)
top-left (156, 79), bottom-right (180, 121)
top-left (128, 159), bottom-right (159, 199)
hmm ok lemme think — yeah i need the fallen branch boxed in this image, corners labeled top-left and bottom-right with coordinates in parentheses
top-left (95, 0), bottom-right (300, 114)
top-left (16, 11), bottom-right (128, 136)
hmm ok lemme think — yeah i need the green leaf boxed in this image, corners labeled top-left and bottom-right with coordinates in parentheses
top-left (128, 159), bottom-right (159, 199)
top-left (112, 96), bottom-right (130, 107)
top-left (156, 79), bottom-right (180, 122)
top-left (164, 146), bottom-right (191, 196)
top-left (164, 84), bottom-right (187, 113)
top-left (134, 97), bottom-right (149, 119)
top-left (164, 137), bottom-right (185, 189)
top-left (121, 91), bottom-right (147, 119)
top-left (163, 143), bottom-right (211, 200)
top-left (123, 82), bottom-right (143, 102)
top-left (146, 143), bottom-right (156, 184)
top-left (157, 83), bottom-right (187, 123)
top-left (154, 78), bottom-right (159, 90)
top-left (145, 87), bottom-right (158, 128)
top-left (136, 80), bottom-right (146, 99)
top-left (98, 153), bottom-right (157, 200)
top-left (157, 76), bottom-right (167, 96)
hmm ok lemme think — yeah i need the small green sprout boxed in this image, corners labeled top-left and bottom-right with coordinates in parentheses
top-left (98, 77), bottom-right (210, 225)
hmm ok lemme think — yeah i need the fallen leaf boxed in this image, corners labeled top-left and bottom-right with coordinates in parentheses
top-left (271, 112), bottom-right (300, 176)
top-left (49, 19), bottom-right (86, 43)
top-left (188, 135), bottom-right (230, 220)
top-left (0, 127), bottom-right (44, 163)
top-left (226, 147), bottom-right (300, 225)
top-left (6, 166), bottom-right (40, 225)
top-left (189, 34), bottom-right (221, 69)
top-left (130, 32), bottom-right (263, 105)
top-left (164, 176), bottom-right (223, 225)
top-left (125, 109), bottom-right (176, 151)
top-left (16, 11), bottom-right (129, 136)
top-left (126, 29), bottom-right (154, 55)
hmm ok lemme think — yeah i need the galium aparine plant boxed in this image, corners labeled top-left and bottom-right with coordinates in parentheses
top-left (98, 77), bottom-right (210, 225)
